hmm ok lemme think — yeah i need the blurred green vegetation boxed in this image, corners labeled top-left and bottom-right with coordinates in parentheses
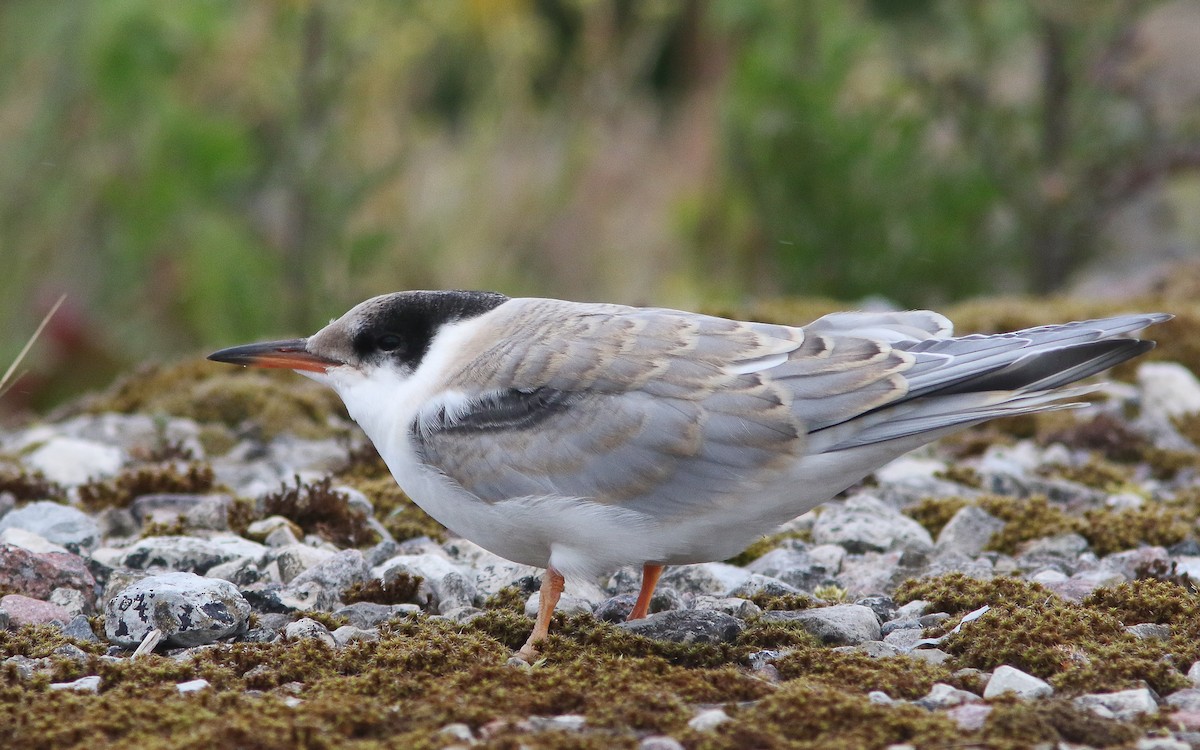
top-left (2, 0), bottom-right (1199, 413)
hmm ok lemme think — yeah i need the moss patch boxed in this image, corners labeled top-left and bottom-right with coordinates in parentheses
top-left (76, 358), bottom-right (349, 442)
top-left (341, 575), bottom-right (423, 605)
top-left (260, 476), bottom-right (380, 548)
top-left (77, 462), bottom-right (215, 512)
top-left (0, 468), bottom-right (66, 505)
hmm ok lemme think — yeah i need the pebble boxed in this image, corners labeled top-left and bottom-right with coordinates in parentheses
top-left (284, 617), bottom-right (337, 647)
top-left (0, 544), bottom-right (96, 607)
top-left (686, 708), bottom-right (731, 732)
top-left (1075, 688), bottom-right (1159, 721)
top-left (333, 601), bottom-right (420, 629)
top-left (176, 678), bottom-right (211, 694)
top-left (48, 675), bottom-right (101, 693)
top-left (761, 604), bottom-right (882, 645)
top-left (0, 501), bottom-right (101, 553)
top-left (0, 528), bottom-right (70, 554)
top-left (281, 549), bottom-right (370, 610)
top-left (117, 535), bottom-right (267, 575)
top-left (812, 494), bottom-right (934, 554)
top-left (640, 737), bottom-right (685, 750)
top-left (982, 665), bottom-right (1053, 699)
top-left (617, 610), bottom-right (745, 644)
top-left (0, 594), bottom-right (73, 626)
top-left (331, 625), bottom-right (379, 646)
top-left (935, 505), bottom-right (1005, 557)
top-left (105, 571), bottom-right (252, 647)
top-left (916, 682), bottom-right (981, 709)
top-left (25, 437), bottom-right (124, 486)
top-left (524, 591), bottom-right (594, 619)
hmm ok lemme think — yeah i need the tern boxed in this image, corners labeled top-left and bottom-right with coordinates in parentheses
top-left (209, 291), bottom-right (1168, 659)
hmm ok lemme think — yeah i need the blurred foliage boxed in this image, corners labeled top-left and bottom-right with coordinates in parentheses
top-left (1, 0), bottom-right (1198, 413)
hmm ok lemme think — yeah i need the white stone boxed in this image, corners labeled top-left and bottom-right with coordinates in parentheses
top-left (0, 500), bottom-right (101, 552)
top-left (0, 528), bottom-right (69, 554)
top-left (936, 505), bottom-right (1005, 557)
top-left (875, 456), bottom-right (946, 484)
top-left (176, 678), bottom-right (210, 694)
top-left (687, 708), bottom-right (730, 732)
top-left (1189, 660), bottom-right (1200, 688)
top-left (1139, 362), bottom-right (1200, 419)
top-left (982, 665), bottom-right (1053, 700)
top-left (285, 617), bottom-right (336, 647)
top-left (26, 437), bottom-right (124, 486)
top-left (1074, 688), bottom-right (1158, 721)
top-left (49, 675), bottom-right (101, 692)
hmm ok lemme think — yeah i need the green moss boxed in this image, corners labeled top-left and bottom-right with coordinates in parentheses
top-left (291, 611), bottom-right (349, 631)
top-left (747, 592), bottom-right (818, 612)
top-left (0, 468), bottom-right (67, 504)
top-left (688, 679), bottom-right (960, 750)
top-left (771, 648), bottom-right (954, 700)
top-left (77, 462), bottom-right (216, 512)
top-left (977, 495), bottom-right (1081, 554)
top-left (79, 358), bottom-right (350, 441)
top-left (980, 698), bottom-right (1141, 749)
top-left (898, 574), bottom-right (1191, 696)
top-left (933, 464), bottom-right (982, 489)
top-left (903, 496), bottom-right (970, 539)
top-left (1083, 505), bottom-right (1192, 556)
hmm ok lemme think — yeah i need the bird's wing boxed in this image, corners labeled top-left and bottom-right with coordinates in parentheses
top-left (410, 300), bottom-right (921, 517)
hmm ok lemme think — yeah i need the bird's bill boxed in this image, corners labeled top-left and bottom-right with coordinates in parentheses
top-left (207, 338), bottom-right (341, 373)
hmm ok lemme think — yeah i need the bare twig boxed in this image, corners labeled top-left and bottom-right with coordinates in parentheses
top-left (0, 293), bottom-right (67, 399)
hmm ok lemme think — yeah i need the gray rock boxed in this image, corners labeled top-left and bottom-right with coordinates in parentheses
top-left (909, 647), bottom-right (952, 666)
top-left (473, 560), bottom-right (543, 601)
top-left (1139, 362), bottom-right (1200, 421)
top-left (946, 703), bottom-right (992, 732)
top-left (524, 592), bottom-right (594, 619)
top-left (331, 625), bottom-right (379, 646)
top-left (273, 544), bottom-right (335, 584)
top-left (105, 571), bottom-right (251, 647)
top-left (916, 682), bottom-right (982, 709)
top-left (832, 640), bottom-right (902, 659)
top-left (936, 505), bottom-right (1005, 557)
top-left (1167, 689), bottom-right (1200, 712)
top-left (206, 558), bottom-right (265, 587)
top-left (659, 562), bottom-right (751, 596)
top-left (618, 609), bottom-right (745, 644)
top-left (812, 495), bottom-right (933, 553)
top-left (1074, 687), bottom-right (1159, 720)
top-left (117, 535), bottom-right (267, 574)
top-left (49, 675), bottom-right (101, 693)
top-left (883, 628), bottom-right (924, 652)
top-left (1189, 661), bottom-right (1200, 688)
top-left (745, 548), bottom-right (839, 591)
top-left (854, 595), bottom-right (897, 623)
top-left (0, 594), bottom-right (72, 626)
top-left (130, 494), bottom-right (232, 532)
top-left (1127, 623), bottom-right (1171, 640)
top-left (62, 614), bottom-right (99, 642)
top-left (726, 573), bottom-right (804, 600)
top-left (1018, 533), bottom-right (1090, 559)
top-left (688, 596), bottom-right (761, 620)
top-left (595, 591), bottom-right (681, 622)
top-left (762, 604), bottom-right (881, 645)
top-left (48, 587), bottom-right (88, 617)
top-left (0, 501), bottom-right (100, 553)
top-left (25, 437), bottom-right (124, 486)
top-left (982, 665), bottom-right (1053, 699)
top-left (285, 617), bottom-right (336, 647)
top-left (281, 549), bottom-right (370, 610)
top-left (4, 654), bottom-right (49, 680)
top-left (332, 601), bottom-right (419, 629)
top-left (0, 528), bottom-right (70, 555)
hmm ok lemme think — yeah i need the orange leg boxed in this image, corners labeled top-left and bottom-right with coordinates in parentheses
top-left (628, 563), bottom-right (665, 620)
top-left (516, 567), bottom-right (565, 661)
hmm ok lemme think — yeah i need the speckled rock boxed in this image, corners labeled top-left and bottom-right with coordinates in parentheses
top-left (105, 571), bottom-right (251, 647)
top-left (373, 553), bottom-right (476, 613)
top-left (618, 609), bottom-right (745, 644)
top-left (0, 528), bottom-right (70, 554)
top-left (280, 549), bottom-right (370, 610)
top-left (761, 604), bottom-right (882, 645)
top-left (285, 617), bottom-right (336, 647)
top-left (333, 601), bottom-right (420, 629)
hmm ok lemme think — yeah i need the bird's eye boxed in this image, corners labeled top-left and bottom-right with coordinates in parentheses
top-left (377, 333), bottom-right (404, 351)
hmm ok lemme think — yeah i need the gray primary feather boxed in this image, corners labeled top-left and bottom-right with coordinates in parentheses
top-left (412, 300), bottom-right (1168, 518)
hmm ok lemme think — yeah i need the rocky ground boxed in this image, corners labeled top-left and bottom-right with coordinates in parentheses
top-left (5, 298), bottom-right (1200, 748)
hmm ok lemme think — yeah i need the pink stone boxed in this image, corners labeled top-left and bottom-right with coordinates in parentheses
top-left (0, 594), bottom-right (73, 627)
top-left (946, 703), bottom-right (993, 732)
top-left (1169, 709), bottom-right (1200, 730)
top-left (0, 545), bottom-right (95, 610)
